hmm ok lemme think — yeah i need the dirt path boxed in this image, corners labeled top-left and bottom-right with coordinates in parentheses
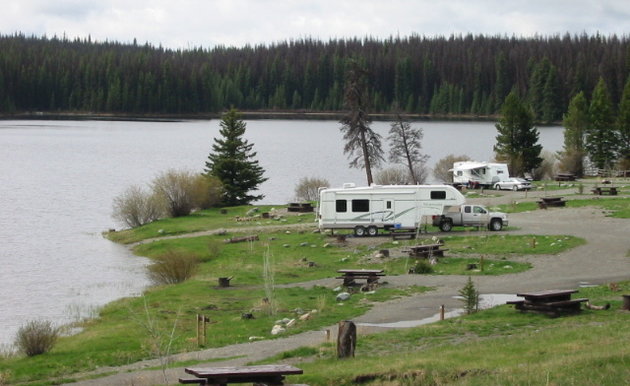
top-left (69, 193), bottom-right (630, 385)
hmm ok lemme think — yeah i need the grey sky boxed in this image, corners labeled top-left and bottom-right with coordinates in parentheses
top-left (2, 1), bottom-right (629, 49)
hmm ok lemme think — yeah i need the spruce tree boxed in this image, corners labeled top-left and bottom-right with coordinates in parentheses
top-left (494, 91), bottom-right (542, 176)
top-left (617, 77), bottom-right (630, 168)
top-left (561, 92), bottom-right (589, 176)
top-left (586, 78), bottom-right (618, 169)
top-left (204, 108), bottom-right (267, 206)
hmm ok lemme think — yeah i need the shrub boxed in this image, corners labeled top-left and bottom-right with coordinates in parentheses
top-left (147, 250), bottom-right (200, 285)
top-left (112, 185), bottom-right (164, 228)
top-left (374, 167), bottom-right (411, 185)
top-left (14, 320), bottom-right (59, 356)
top-left (294, 177), bottom-right (329, 201)
top-left (532, 150), bottom-right (558, 180)
top-left (411, 260), bottom-right (434, 274)
top-left (433, 154), bottom-right (471, 183)
top-left (152, 169), bottom-right (221, 217)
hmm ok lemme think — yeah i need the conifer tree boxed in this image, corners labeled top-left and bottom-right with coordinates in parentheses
top-left (339, 60), bottom-right (383, 185)
top-left (560, 92), bottom-right (589, 176)
top-left (616, 77), bottom-right (630, 168)
top-left (494, 91), bottom-right (542, 176)
top-left (204, 108), bottom-right (267, 206)
top-left (586, 78), bottom-right (618, 169)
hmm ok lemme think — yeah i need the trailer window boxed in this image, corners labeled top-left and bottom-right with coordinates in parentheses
top-left (352, 199), bottom-right (369, 212)
top-left (336, 200), bottom-right (347, 212)
top-left (430, 191), bottom-right (446, 199)
top-left (386, 201), bottom-right (392, 209)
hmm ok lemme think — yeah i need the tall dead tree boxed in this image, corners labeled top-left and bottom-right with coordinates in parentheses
top-left (339, 60), bottom-right (383, 185)
top-left (388, 110), bottom-right (429, 184)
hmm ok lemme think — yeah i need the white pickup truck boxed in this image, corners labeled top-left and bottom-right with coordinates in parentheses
top-left (431, 205), bottom-right (508, 232)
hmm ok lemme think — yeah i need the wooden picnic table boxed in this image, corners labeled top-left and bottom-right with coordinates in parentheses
top-left (537, 196), bottom-right (566, 209)
top-left (287, 202), bottom-right (313, 212)
top-left (507, 289), bottom-right (587, 316)
top-left (592, 186), bottom-right (618, 195)
top-left (555, 173), bottom-right (576, 181)
top-left (404, 243), bottom-right (449, 258)
top-left (336, 269), bottom-right (384, 286)
top-left (181, 364), bottom-right (303, 385)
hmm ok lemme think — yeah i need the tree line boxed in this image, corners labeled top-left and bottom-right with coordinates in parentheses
top-left (1, 32), bottom-right (629, 120)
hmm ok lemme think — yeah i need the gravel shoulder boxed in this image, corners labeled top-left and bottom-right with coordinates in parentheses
top-left (69, 191), bottom-right (630, 385)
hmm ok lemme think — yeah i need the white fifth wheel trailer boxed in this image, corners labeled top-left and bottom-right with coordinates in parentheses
top-left (317, 183), bottom-right (466, 236)
top-left (451, 161), bottom-right (510, 188)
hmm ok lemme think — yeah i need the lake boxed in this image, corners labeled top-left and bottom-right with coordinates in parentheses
top-left (0, 119), bottom-right (564, 346)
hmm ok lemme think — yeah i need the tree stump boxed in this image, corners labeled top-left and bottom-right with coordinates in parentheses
top-left (379, 249), bottom-right (390, 257)
top-left (218, 277), bottom-right (232, 287)
top-left (337, 320), bottom-right (356, 359)
top-left (623, 294), bottom-right (630, 311)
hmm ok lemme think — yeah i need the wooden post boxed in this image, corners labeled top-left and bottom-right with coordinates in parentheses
top-left (440, 305), bottom-right (445, 321)
top-left (196, 314), bottom-right (201, 346)
top-left (218, 276), bottom-right (232, 287)
top-left (337, 320), bottom-right (356, 359)
top-left (622, 295), bottom-right (630, 311)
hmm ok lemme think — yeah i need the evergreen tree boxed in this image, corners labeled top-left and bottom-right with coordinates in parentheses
top-left (617, 77), bottom-right (630, 168)
top-left (542, 65), bottom-right (562, 123)
top-left (560, 92), bottom-right (589, 176)
top-left (494, 91), bottom-right (542, 176)
top-left (204, 108), bottom-right (267, 206)
top-left (586, 78), bottom-right (618, 169)
top-left (388, 109), bottom-right (429, 184)
top-left (339, 60), bottom-right (384, 185)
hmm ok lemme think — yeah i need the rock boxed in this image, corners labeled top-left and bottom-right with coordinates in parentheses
top-left (285, 230), bottom-right (291, 234)
top-left (281, 318), bottom-right (291, 324)
top-left (282, 244), bottom-right (290, 248)
top-left (300, 242), bottom-right (309, 247)
top-left (248, 336), bottom-right (264, 341)
top-left (241, 313), bottom-right (254, 320)
top-left (336, 292), bottom-right (351, 301)
top-left (308, 261), bottom-right (317, 267)
top-left (323, 243), bottom-right (330, 248)
top-left (340, 257), bottom-right (348, 263)
top-left (271, 325), bottom-right (286, 335)
top-left (333, 286), bottom-right (343, 292)
top-left (246, 207), bottom-right (259, 216)
top-left (286, 318), bottom-right (296, 328)
top-left (157, 229), bottom-right (164, 234)
top-left (294, 308), bottom-right (304, 315)
top-left (299, 312), bottom-right (311, 321)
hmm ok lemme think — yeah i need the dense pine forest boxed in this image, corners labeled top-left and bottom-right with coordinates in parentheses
top-left (0, 33), bottom-right (629, 121)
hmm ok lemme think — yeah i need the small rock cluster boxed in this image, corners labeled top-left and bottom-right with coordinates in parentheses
top-left (268, 308), bottom-right (318, 336)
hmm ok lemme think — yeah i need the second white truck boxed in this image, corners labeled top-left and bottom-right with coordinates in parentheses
top-left (431, 204), bottom-right (508, 232)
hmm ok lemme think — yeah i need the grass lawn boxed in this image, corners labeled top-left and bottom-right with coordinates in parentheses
top-left (498, 196), bottom-right (630, 217)
top-left (261, 282), bottom-right (630, 385)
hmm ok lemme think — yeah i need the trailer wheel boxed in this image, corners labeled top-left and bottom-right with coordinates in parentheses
top-left (354, 226), bottom-right (366, 237)
top-left (439, 220), bottom-right (453, 232)
top-left (367, 226), bottom-right (378, 237)
top-left (489, 218), bottom-right (503, 231)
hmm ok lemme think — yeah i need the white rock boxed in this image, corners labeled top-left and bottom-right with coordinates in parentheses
top-left (286, 318), bottom-right (296, 328)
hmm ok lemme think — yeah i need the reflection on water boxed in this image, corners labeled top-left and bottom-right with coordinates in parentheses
top-left (0, 119), bottom-right (562, 346)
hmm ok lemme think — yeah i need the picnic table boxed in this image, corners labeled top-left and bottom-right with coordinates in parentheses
top-left (287, 202), bottom-right (313, 212)
top-left (554, 173), bottom-right (576, 181)
top-left (506, 289), bottom-right (588, 316)
top-left (403, 243), bottom-right (448, 258)
top-left (336, 269), bottom-right (384, 286)
top-left (180, 364), bottom-right (303, 385)
top-left (592, 186), bottom-right (618, 195)
top-left (537, 196), bottom-right (566, 209)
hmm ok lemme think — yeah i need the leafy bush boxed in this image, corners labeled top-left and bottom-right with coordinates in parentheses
top-left (147, 250), bottom-right (200, 285)
top-left (14, 320), bottom-right (59, 356)
top-left (112, 185), bottom-right (164, 228)
top-left (411, 260), bottom-right (434, 274)
top-left (294, 177), bottom-right (329, 201)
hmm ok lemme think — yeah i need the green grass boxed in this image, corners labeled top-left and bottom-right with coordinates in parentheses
top-left (106, 205), bottom-right (317, 244)
top-left (261, 282), bottom-right (630, 385)
top-left (497, 196), bottom-right (630, 217)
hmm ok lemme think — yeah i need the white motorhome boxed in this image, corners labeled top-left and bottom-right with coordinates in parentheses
top-left (451, 161), bottom-right (510, 188)
top-left (317, 183), bottom-right (466, 236)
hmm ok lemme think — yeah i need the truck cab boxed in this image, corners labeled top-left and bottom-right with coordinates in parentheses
top-left (432, 204), bottom-right (508, 232)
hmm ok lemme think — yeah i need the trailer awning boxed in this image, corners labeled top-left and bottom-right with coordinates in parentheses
top-left (449, 162), bottom-right (488, 171)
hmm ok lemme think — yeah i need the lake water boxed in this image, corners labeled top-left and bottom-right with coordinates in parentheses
top-left (0, 119), bottom-right (564, 346)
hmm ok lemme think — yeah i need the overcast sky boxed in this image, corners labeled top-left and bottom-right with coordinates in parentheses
top-left (3, 1), bottom-right (629, 49)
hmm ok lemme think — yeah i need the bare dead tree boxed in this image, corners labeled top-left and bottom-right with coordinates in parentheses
top-left (388, 110), bottom-right (429, 184)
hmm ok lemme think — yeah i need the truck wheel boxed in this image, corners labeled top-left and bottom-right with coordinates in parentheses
top-left (354, 226), bottom-right (366, 237)
top-left (439, 220), bottom-right (453, 232)
top-left (367, 226), bottom-right (378, 237)
top-left (489, 218), bottom-right (503, 231)
top-left (512, 185), bottom-right (518, 191)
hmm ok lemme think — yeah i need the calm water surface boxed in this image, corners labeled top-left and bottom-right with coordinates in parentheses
top-left (0, 119), bottom-right (563, 346)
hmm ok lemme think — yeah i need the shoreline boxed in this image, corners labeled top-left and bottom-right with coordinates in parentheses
top-left (0, 110), bottom-right (508, 123)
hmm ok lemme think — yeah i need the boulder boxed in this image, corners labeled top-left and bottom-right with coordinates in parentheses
top-left (336, 292), bottom-right (351, 301)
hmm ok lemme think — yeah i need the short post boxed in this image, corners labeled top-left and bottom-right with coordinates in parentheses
top-left (622, 295), bottom-right (630, 311)
top-left (218, 276), bottom-right (232, 287)
top-left (440, 305), bottom-right (445, 321)
top-left (337, 320), bottom-right (356, 359)
top-left (197, 314), bottom-right (210, 346)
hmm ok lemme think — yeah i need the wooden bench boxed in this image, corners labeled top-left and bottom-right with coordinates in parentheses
top-left (537, 197), bottom-right (566, 209)
top-left (507, 289), bottom-right (587, 316)
top-left (181, 364), bottom-right (303, 385)
top-left (336, 269), bottom-right (384, 286)
top-left (404, 243), bottom-right (448, 259)
top-left (287, 202), bottom-right (314, 213)
top-left (391, 231), bottom-right (417, 240)
top-left (592, 186), bottom-right (618, 195)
